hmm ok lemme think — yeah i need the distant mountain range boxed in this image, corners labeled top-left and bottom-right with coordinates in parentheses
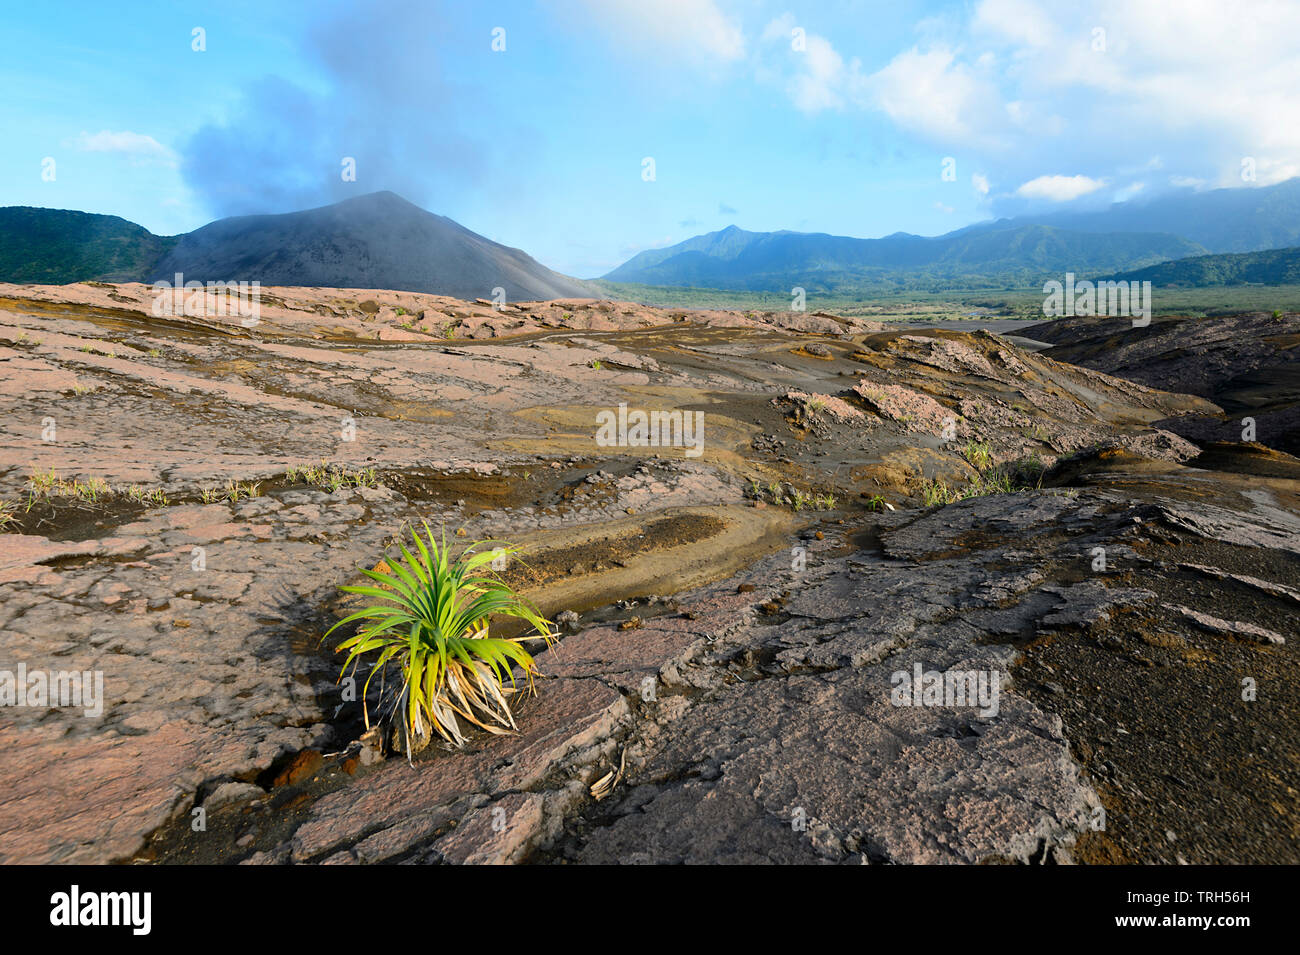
top-left (978, 177), bottom-right (1300, 253)
top-left (6, 178), bottom-right (1300, 300)
top-left (602, 222), bottom-right (1202, 292)
top-left (604, 178), bottom-right (1300, 294)
top-left (0, 192), bottom-right (591, 301)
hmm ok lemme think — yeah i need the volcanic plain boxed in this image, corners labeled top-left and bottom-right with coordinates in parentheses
top-left (0, 283), bottom-right (1296, 865)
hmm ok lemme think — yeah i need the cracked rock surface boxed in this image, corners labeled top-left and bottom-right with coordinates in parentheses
top-left (0, 286), bottom-right (1295, 864)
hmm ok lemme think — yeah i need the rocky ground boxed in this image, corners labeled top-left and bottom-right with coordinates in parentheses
top-left (1033, 310), bottom-right (1300, 457)
top-left (0, 284), bottom-right (1295, 864)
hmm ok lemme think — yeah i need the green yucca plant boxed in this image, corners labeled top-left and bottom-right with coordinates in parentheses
top-left (327, 523), bottom-right (554, 760)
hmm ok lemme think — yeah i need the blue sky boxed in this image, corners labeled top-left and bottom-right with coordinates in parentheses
top-left (4, 0), bottom-right (1298, 277)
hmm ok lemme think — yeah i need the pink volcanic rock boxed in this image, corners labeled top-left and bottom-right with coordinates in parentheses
top-left (286, 677), bottom-right (626, 862)
top-left (782, 390), bottom-right (865, 422)
top-left (852, 381), bottom-right (953, 436)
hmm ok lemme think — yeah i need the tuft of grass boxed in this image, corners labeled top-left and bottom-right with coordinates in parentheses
top-left (327, 524), bottom-right (554, 757)
top-left (22, 469), bottom-right (126, 505)
top-left (224, 479), bottom-right (261, 503)
top-left (0, 498), bottom-right (17, 531)
top-left (921, 479), bottom-right (956, 507)
top-left (293, 461), bottom-right (380, 492)
top-left (124, 485), bottom-right (169, 506)
top-left (921, 455), bottom-right (1047, 507)
top-left (864, 494), bottom-right (887, 512)
top-left (747, 477), bottom-right (835, 511)
top-left (27, 467), bottom-right (60, 494)
top-left (962, 440), bottom-right (992, 471)
top-left (69, 477), bottom-right (111, 503)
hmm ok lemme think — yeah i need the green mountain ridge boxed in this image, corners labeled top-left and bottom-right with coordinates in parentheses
top-left (1103, 246), bottom-right (1300, 287)
top-left (0, 207), bottom-right (176, 284)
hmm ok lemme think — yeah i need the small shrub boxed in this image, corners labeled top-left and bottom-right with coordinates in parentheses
top-left (327, 524), bottom-right (554, 756)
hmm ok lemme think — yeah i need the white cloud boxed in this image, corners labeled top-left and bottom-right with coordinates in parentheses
top-left (972, 172), bottom-right (990, 195)
top-left (760, 12), bottom-right (795, 44)
top-left (969, 0), bottom-right (1300, 186)
top-left (1015, 174), bottom-right (1105, 201)
top-left (790, 33), bottom-right (853, 112)
top-left (758, 15), bottom-right (861, 113)
top-left (762, 29), bottom-right (1009, 147)
top-left (865, 47), bottom-right (1006, 147)
top-left (580, 0), bottom-right (743, 63)
top-left (72, 130), bottom-right (176, 162)
top-left (973, 0), bottom-right (1057, 49)
top-left (757, 0), bottom-right (1300, 193)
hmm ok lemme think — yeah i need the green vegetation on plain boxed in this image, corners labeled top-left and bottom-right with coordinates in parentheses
top-left (590, 279), bottom-right (1300, 321)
